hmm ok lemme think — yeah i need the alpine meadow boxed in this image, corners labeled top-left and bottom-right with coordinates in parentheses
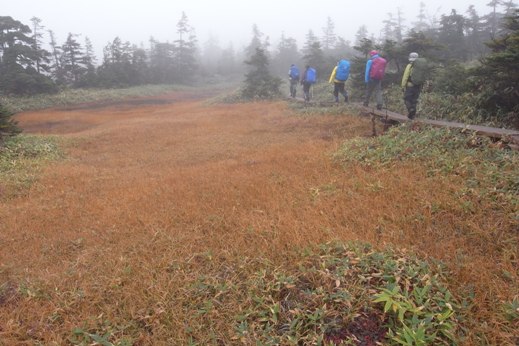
top-left (0, 1), bottom-right (518, 345)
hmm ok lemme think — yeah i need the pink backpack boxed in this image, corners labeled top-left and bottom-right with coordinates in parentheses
top-left (369, 57), bottom-right (387, 80)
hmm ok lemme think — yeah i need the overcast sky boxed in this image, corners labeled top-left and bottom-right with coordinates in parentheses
top-left (6, 0), bottom-right (494, 57)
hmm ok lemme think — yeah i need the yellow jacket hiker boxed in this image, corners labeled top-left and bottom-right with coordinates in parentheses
top-left (328, 66), bottom-right (339, 83)
top-left (401, 52), bottom-right (421, 119)
top-left (401, 63), bottom-right (413, 89)
top-left (328, 60), bottom-right (350, 103)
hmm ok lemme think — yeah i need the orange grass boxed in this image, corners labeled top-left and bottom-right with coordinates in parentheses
top-left (0, 92), bottom-right (517, 344)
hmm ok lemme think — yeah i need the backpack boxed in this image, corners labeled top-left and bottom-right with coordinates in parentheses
top-left (289, 65), bottom-right (299, 79)
top-left (369, 56), bottom-right (387, 80)
top-left (306, 68), bottom-right (317, 83)
top-left (410, 58), bottom-right (428, 85)
top-left (335, 59), bottom-right (350, 81)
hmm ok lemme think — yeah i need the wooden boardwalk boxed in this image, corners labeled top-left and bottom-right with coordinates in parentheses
top-left (359, 104), bottom-right (519, 147)
top-left (287, 97), bottom-right (519, 147)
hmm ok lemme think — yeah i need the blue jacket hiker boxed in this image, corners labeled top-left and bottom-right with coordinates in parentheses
top-left (363, 50), bottom-right (387, 110)
top-left (288, 64), bottom-right (300, 98)
top-left (328, 59), bottom-right (350, 103)
top-left (300, 65), bottom-right (316, 102)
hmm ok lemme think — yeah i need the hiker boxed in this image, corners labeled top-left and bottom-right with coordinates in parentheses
top-left (363, 50), bottom-right (387, 110)
top-left (328, 59), bottom-right (350, 103)
top-left (288, 64), bottom-right (300, 98)
top-left (301, 65), bottom-right (317, 102)
top-left (401, 52), bottom-right (427, 119)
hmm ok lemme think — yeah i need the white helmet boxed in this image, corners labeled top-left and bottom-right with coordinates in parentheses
top-left (409, 52), bottom-right (419, 62)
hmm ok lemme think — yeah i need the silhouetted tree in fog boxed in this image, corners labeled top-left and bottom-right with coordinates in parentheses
top-left (149, 38), bottom-right (175, 83)
top-left (242, 47), bottom-right (281, 99)
top-left (174, 12), bottom-right (198, 83)
top-left (48, 30), bottom-right (62, 81)
top-left (78, 36), bottom-right (98, 87)
top-left (30, 17), bottom-right (50, 74)
top-left (438, 10), bottom-right (467, 61)
top-left (272, 33), bottom-right (300, 77)
top-left (302, 30), bottom-right (326, 78)
top-left (201, 35), bottom-right (222, 75)
top-left (60, 33), bottom-right (87, 86)
top-left (218, 42), bottom-right (241, 77)
top-left (0, 16), bottom-right (56, 94)
top-left (474, 9), bottom-right (519, 120)
top-left (322, 17), bottom-right (337, 53)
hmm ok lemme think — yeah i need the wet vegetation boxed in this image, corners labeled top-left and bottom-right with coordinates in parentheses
top-left (1, 2), bottom-right (518, 345)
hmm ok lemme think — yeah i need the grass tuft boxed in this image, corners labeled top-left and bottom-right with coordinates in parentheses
top-left (0, 85), bottom-right (188, 113)
top-left (335, 124), bottom-right (519, 218)
top-left (180, 242), bottom-right (461, 345)
top-left (0, 134), bottom-right (64, 199)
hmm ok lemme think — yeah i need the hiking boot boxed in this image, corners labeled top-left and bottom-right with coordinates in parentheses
top-left (363, 101), bottom-right (368, 107)
top-left (344, 96), bottom-right (349, 103)
top-left (376, 104), bottom-right (382, 110)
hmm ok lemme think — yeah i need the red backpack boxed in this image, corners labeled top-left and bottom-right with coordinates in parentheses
top-left (369, 56), bottom-right (387, 80)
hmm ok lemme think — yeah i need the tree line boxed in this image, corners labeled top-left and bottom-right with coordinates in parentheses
top-left (243, 1), bottom-right (518, 128)
top-left (0, 2), bottom-right (518, 123)
top-left (0, 2), bottom-right (516, 95)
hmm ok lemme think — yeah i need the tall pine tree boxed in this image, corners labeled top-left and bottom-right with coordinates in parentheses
top-left (174, 12), bottom-right (198, 83)
top-left (242, 47), bottom-right (281, 100)
top-left (474, 9), bottom-right (519, 121)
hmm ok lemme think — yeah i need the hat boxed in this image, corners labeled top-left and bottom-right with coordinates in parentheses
top-left (409, 52), bottom-right (419, 62)
top-left (369, 50), bottom-right (378, 56)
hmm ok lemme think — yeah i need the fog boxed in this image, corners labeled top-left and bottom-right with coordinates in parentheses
top-left (6, 0), bottom-right (493, 57)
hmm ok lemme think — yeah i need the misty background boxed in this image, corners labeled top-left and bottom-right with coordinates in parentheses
top-left (1, 0), bottom-right (518, 123)
top-left (5, 0), bottom-right (494, 61)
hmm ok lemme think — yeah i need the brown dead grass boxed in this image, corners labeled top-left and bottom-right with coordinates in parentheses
top-left (0, 92), bottom-right (517, 344)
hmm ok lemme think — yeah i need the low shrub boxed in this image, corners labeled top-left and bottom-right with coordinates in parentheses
top-left (184, 242), bottom-right (461, 345)
top-left (0, 84), bottom-right (187, 113)
top-left (335, 124), bottom-right (519, 216)
top-left (0, 134), bottom-right (64, 199)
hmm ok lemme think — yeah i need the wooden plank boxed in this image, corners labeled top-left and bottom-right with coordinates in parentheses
top-left (287, 98), bottom-right (519, 146)
top-left (359, 104), bottom-right (519, 145)
top-left (287, 97), bottom-right (340, 107)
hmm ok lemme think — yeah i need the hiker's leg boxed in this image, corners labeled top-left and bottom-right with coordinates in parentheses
top-left (410, 86), bottom-right (421, 118)
top-left (375, 80), bottom-right (383, 109)
top-left (338, 83), bottom-right (348, 102)
top-left (364, 81), bottom-right (374, 106)
top-left (333, 83), bottom-right (340, 102)
top-left (404, 87), bottom-right (414, 117)
top-left (404, 86), bottom-right (420, 118)
top-left (304, 83), bottom-right (311, 101)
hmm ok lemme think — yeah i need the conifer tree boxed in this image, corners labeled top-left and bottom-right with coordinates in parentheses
top-left (302, 31), bottom-right (325, 77)
top-left (241, 47), bottom-right (282, 100)
top-left (474, 9), bottom-right (519, 118)
top-left (322, 17), bottom-right (337, 52)
top-left (272, 33), bottom-right (300, 76)
top-left (355, 25), bottom-right (369, 47)
top-left (30, 17), bottom-right (50, 74)
top-left (60, 33), bottom-right (87, 86)
top-left (245, 24), bottom-right (269, 58)
top-left (0, 16), bottom-right (56, 94)
top-left (413, 2), bottom-right (430, 32)
top-left (48, 30), bottom-right (62, 81)
top-left (438, 10), bottom-right (467, 61)
top-left (0, 103), bottom-right (20, 144)
top-left (174, 12), bottom-right (198, 83)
